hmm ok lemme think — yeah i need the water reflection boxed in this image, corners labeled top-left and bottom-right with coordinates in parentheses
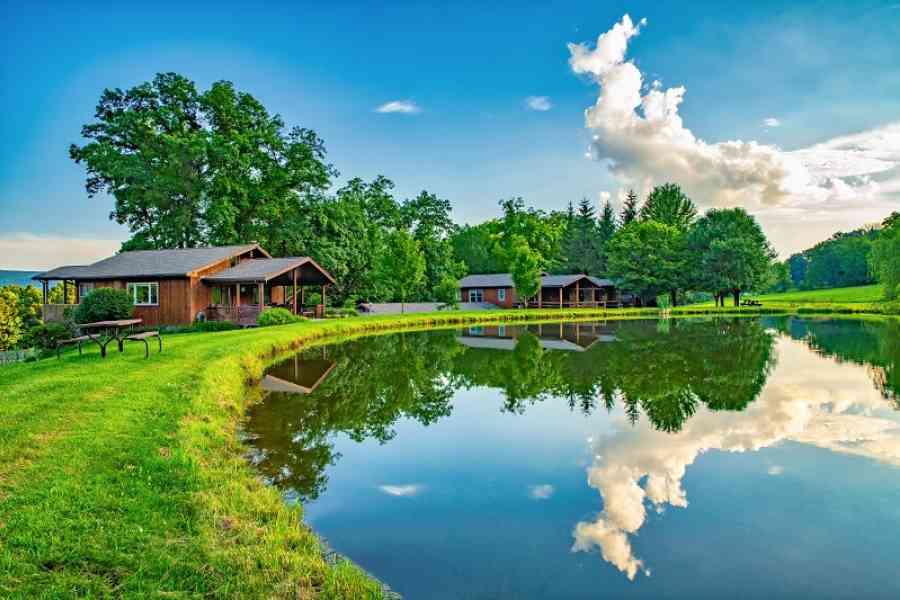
top-left (245, 317), bottom-right (900, 592)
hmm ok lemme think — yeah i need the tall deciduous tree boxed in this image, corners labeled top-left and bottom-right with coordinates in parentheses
top-left (376, 230), bottom-right (426, 313)
top-left (639, 183), bottom-right (697, 231)
top-left (870, 212), bottom-right (900, 300)
top-left (606, 221), bottom-right (687, 306)
top-left (620, 189), bottom-right (639, 225)
top-left (496, 198), bottom-right (565, 271)
top-left (401, 191), bottom-right (465, 298)
top-left (70, 73), bottom-right (335, 250)
top-left (509, 237), bottom-right (543, 304)
top-left (688, 208), bottom-right (775, 306)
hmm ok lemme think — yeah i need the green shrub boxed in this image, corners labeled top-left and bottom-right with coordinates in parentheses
top-left (28, 321), bottom-right (77, 351)
top-left (74, 288), bottom-right (134, 323)
top-left (257, 307), bottom-right (302, 327)
top-left (324, 307), bottom-right (358, 318)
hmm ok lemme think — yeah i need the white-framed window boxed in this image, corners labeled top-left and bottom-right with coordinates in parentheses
top-left (497, 288), bottom-right (506, 302)
top-left (78, 282), bottom-right (94, 298)
top-left (468, 288), bottom-right (484, 303)
top-left (127, 282), bottom-right (159, 306)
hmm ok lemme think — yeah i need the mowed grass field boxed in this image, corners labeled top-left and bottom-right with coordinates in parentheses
top-left (754, 284), bottom-right (884, 304)
top-left (0, 307), bottom-right (660, 599)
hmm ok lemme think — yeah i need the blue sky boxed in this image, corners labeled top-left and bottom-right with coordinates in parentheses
top-left (2, 1), bottom-right (899, 268)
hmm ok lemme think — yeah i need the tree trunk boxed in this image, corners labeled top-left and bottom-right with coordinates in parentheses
top-left (733, 289), bottom-right (741, 307)
top-left (670, 290), bottom-right (677, 307)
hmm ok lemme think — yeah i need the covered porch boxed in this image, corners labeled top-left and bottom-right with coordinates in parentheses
top-left (202, 257), bottom-right (336, 326)
top-left (524, 275), bottom-right (622, 309)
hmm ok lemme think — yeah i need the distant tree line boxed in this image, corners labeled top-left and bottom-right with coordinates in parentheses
top-left (765, 212), bottom-right (900, 300)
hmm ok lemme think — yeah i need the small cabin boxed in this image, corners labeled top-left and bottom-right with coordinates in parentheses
top-left (33, 244), bottom-right (335, 327)
top-left (458, 273), bottom-right (623, 308)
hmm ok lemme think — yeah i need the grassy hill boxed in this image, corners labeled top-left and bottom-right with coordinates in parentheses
top-left (754, 284), bottom-right (884, 304)
top-left (0, 270), bottom-right (40, 287)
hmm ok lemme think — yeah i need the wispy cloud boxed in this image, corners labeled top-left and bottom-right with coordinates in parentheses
top-left (525, 96), bottom-right (553, 111)
top-left (767, 465), bottom-right (784, 476)
top-left (375, 100), bottom-right (421, 114)
top-left (528, 484), bottom-right (555, 500)
top-left (0, 234), bottom-right (123, 270)
top-left (378, 484), bottom-right (424, 497)
top-left (763, 117), bottom-right (781, 128)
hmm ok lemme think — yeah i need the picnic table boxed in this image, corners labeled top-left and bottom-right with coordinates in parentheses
top-left (77, 319), bottom-right (143, 358)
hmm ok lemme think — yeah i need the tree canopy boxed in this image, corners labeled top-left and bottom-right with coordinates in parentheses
top-left (639, 183), bottom-right (697, 230)
top-left (606, 221), bottom-right (687, 305)
top-left (870, 212), bottom-right (900, 300)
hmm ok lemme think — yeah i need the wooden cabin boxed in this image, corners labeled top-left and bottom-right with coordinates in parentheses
top-left (458, 273), bottom-right (623, 309)
top-left (33, 244), bottom-right (335, 327)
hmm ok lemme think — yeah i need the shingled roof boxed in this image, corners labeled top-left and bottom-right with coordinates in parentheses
top-left (459, 273), bottom-right (616, 288)
top-left (203, 257), bottom-right (335, 284)
top-left (33, 244), bottom-right (264, 280)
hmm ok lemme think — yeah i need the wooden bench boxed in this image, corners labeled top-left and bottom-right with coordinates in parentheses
top-left (56, 335), bottom-right (92, 359)
top-left (125, 331), bottom-right (162, 358)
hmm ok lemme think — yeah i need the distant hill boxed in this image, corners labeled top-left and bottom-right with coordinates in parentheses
top-left (0, 270), bottom-right (41, 287)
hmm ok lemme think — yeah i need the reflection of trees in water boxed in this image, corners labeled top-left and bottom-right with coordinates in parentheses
top-left (247, 319), bottom-right (780, 501)
top-left (768, 317), bottom-right (900, 407)
top-left (452, 319), bottom-right (777, 432)
top-left (246, 330), bottom-right (463, 501)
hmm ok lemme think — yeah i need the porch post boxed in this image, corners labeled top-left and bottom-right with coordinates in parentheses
top-left (258, 282), bottom-right (265, 308)
top-left (63, 280), bottom-right (69, 304)
top-left (558, 287), bottom-right (563, 309)
top-left (42, 281), bottom-right (48, 304)
top-left (235, 284), bottom-right (241, 309)
top-left (321, 284), bottom-right (326, 310)
top-left (538, 288), bottom-right (542, 309)
top-left (292, 269), bottom-right (298, 315)
top-left (575, 280), bottom-right (580, 308)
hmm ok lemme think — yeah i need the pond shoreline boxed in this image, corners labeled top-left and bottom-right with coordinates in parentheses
top-left (2, 307), bottom-right (897, 597)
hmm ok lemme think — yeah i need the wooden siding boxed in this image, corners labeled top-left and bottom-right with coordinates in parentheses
top-left (459, 286), bottom-right (517, 308)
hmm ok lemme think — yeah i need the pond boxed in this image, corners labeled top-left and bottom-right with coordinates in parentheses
top-left (245, 318), bottom-right (900, 599)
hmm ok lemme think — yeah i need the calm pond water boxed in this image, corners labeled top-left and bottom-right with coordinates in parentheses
top-left (245, 318), bottom-right (900, 599)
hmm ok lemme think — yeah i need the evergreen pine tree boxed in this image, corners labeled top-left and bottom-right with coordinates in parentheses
top-left (621, 189), bottom-right (639, 225)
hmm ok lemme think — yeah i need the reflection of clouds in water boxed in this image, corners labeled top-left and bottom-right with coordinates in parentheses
top-left (378, 484), bottom-right (424, 497)
top-left (573, 337), bottom-right (900, 580)
top-left (767, 465), bottom-right (784, 476)
top-left (528, 484), bottom-right (555, 500)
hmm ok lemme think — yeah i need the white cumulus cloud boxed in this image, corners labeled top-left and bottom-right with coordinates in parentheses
top-left (525, 96), bottom-right (553, 111)
top-left (568, 15), bottom-right (900, 254)
top-left (375, 100), bottom-right (421, 114)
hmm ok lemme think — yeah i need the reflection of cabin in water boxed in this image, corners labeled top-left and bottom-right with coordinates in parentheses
top-left (261, 354), bottom-right (336, 395)
top-left (456, 322), bottom-right (617, 352)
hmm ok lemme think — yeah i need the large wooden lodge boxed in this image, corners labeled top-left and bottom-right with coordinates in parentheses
top-left (33, 244), bottom-right (335, 327)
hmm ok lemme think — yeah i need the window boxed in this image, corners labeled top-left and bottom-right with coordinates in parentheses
top-left (497, 288), bottom-right (506, 302)
top-left (127, 282), bottom-right (159, 306)
top-left (468, 288), bottom-right (484, 303)
top-left (78, 282), bottom-right (94, 299)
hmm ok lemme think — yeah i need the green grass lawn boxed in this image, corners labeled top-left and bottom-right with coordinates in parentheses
top-left (676, 284), bottom-right (898, 315)
top-left (1, 307), bottom-right (660, 599)
top-left (753, 284), bottom-right (884, 304)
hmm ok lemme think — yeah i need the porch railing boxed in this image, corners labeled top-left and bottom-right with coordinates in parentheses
top-left (206, 305), bottom-right (263, 326)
